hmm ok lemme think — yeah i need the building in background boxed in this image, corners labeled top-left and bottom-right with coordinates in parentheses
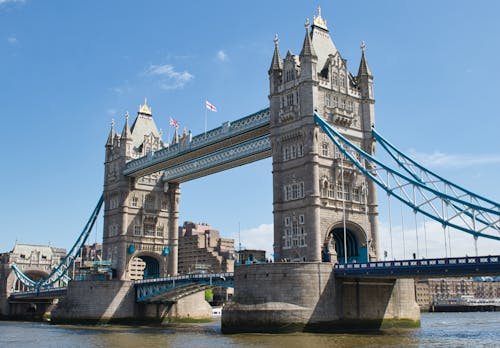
top-left (236, 249), bottom-right (266, 264)
top-left (178, 221), bottom-right (235, 274)
top-left (178, 221), bottom-right (235, 304)
top-left (415, 278), bottom-right (500, 310)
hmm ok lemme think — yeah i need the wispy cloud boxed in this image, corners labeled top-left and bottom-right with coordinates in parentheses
top-left (216, 50), bottom-right (228, 62)
top-left (229, 223), bottom-right (273, 258)
top-left (143, 63), bottom-right (194, 90)
top-left (7, 36), bottom-right (18, 44)
top-left (106, 108), bottom-right (117, 116)
top-left (408, 149), bottom-right (500, 168)
top-left (0, 0), bottom-right (25, 7)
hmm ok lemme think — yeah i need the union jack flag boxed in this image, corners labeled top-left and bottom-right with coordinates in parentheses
top-left (205, 100), bottom-right (217, 112)
top-left (169, 117), bottom-right (179, 128)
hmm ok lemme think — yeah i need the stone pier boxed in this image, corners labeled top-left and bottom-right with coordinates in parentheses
top-left (222, 263), bottom-right (420, 333)
top-left (51, 280), bottom-right (212, 324)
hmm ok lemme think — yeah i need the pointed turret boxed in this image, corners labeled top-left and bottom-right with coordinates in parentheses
top-left (106, 119), bottom-right (115, 147)
top-left (269, 34), bottom-right (283, 74)
top-left (300, 19), bottom-right (317, 58)
top-left (121, 112), bottom-right (132, 140)
top-left (138, 98), bottom-right (152, 116)
top-left (171, 127), bottom-right (179, 144)
top-left (357, 41), bottom-right (373, 78)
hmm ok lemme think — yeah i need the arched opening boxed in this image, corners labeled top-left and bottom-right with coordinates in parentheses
top-left (128, 255), bottom-right (160, 280)
top-left (330, 227), bottom-right (367, 264)
top-left (12, 270), bottom-right (48, 292)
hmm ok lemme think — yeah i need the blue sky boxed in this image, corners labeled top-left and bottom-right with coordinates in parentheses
top-left (1, 0), bottom-right (499, 259)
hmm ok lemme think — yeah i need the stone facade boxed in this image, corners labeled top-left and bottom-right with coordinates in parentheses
top-left (222, 263), bottom-right (420, 333)
top-left (51, 280), bottom-right (212, 324)
top-left (0, 244), bottom-right (66, 316)
top-left (103, 100), bottom-right (180, 279)
top-left (269, 7), bottom-right (378, 264)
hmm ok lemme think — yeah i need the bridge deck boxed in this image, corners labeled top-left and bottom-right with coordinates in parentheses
top-left (334, 255), bottom-right (500, 278)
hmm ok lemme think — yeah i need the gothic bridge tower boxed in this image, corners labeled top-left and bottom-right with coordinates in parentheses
top-left (269, 7), bottom-right (379, 264)
top-left (103, 100), bottom-right (180, 280)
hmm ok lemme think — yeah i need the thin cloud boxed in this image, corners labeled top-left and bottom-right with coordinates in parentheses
top-left (216, 50), bottom-right (228, 62)
top-left (408, 149), bottom-right (500, 168)
top-left (0, 0), bottom-right (25, 6)
top-left (144, 63), bottom-right (194, 90)
top-left (106, 109), bottom-right (117, 116)
top-left (7, 36), bottom-right (18, 44)
top-left (233, 223), bottom-right (273, 258)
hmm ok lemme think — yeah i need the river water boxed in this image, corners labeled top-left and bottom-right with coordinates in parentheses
top-left (0, 312), bottom-right (499, 347)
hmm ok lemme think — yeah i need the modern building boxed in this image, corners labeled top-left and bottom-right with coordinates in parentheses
top-left (178, 221), bottom-right (235, 274)
top-left (236, 249), bottom-right (266, 264)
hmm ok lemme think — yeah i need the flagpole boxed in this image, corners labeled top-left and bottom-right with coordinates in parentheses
top-left (204, 98), bottom-right (207, 135)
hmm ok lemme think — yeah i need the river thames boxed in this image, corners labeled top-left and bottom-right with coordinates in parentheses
top-left (0, 312), bottom-right (499, 347)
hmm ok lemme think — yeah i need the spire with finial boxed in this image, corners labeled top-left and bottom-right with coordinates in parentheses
top-left (121, 111), bottom-right (132, 140)
top-left (138, 97), bottom-right (152, 115)
top-left (171, 127), bottom-right (179, 144)
top-left (269, 33), bottom-right (283, 73)
top-left (106, 118), bottom-right (115, 147)
top-left (357, 41), bottom-right (372, 77)
top-left (313, 6), bottom-right (328, 30)
top-left (300, 18), bottom-right (317, 58)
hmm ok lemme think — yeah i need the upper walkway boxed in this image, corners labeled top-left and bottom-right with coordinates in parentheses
top-left (123, 108), bottom-right (270, 181)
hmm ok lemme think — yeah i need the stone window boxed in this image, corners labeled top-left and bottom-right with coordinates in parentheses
top-left (285, 216), bottom-right (291, 226)
top-left (340, 73), bottom-right (346, 88)
top-left (347, 100), bottom-right (353, 112)
top-left (325, 93), bottom-right (331, 107)
top-left (287, 93), bottom-right (294, 106)
top-left (156, 224), bottom-right (164, 237)
top-left (291, 145), bottom-right (297, 159)
top-left (298, 144), bottom-right (303, 157)
top-left (161, 200), bottom-right (167, 210)
top-left (352, 187), bottom-right (361, 202)
top-left (131, 196), bottom-right (139, 208)
top-left (336, 182), bottom-right (350, 201)
top-left (144, 195), bottom-right (154, 210)
top-left (322, 142), bottom-right (329, 157)
top-left (144, 223), bottom-right (155, 236)
top-left (332, 72), bottom-right (338, 86)
top-left (284, 182), bottom-right (304, 201)
top-left (340, 99), bottom-right (346, 109)
top-left (133, 225), bottom-right (141, 236)
top-left (299, 215), bottom-right (305, 224)
top-left (332, 96), bottom-right (338, 107)
top-left (283, 147), bottom-right (290, 161)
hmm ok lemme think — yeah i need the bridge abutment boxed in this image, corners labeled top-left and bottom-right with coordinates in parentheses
top-left (51, 280), bottom-right (211, 324)
top-left (221, 263), bottom-right (420, 333)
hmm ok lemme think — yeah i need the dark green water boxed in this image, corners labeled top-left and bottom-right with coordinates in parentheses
top-left (1, 312), bottom-right (499, 347)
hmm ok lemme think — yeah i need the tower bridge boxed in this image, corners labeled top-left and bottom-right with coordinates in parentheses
top-left (2, 7), bottom-right (500, 332)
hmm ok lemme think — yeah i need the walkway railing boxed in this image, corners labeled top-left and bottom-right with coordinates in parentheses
top-left (124, 108), bottom-right (270, 176)
top-left (334, 255), bottom-right (500, 278)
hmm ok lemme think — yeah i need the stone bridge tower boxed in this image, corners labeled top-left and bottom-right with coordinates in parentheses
top-left (103, 100), bottom-right (180, 280)
top-left (269, 7), bottom-right (379, 263)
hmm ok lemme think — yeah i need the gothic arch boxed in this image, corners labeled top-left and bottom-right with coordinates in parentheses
top-left (323, 221), bottom-right (368, 264)
top-left (127, 251), bottom-right (167, 280)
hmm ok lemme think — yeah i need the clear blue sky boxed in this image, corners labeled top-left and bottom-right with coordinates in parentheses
top-left (1, 0), bottom-right (499, 258)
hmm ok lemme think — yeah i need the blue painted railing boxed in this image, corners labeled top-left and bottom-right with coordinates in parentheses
top-left (334, 255), bottom-right (500, 278)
